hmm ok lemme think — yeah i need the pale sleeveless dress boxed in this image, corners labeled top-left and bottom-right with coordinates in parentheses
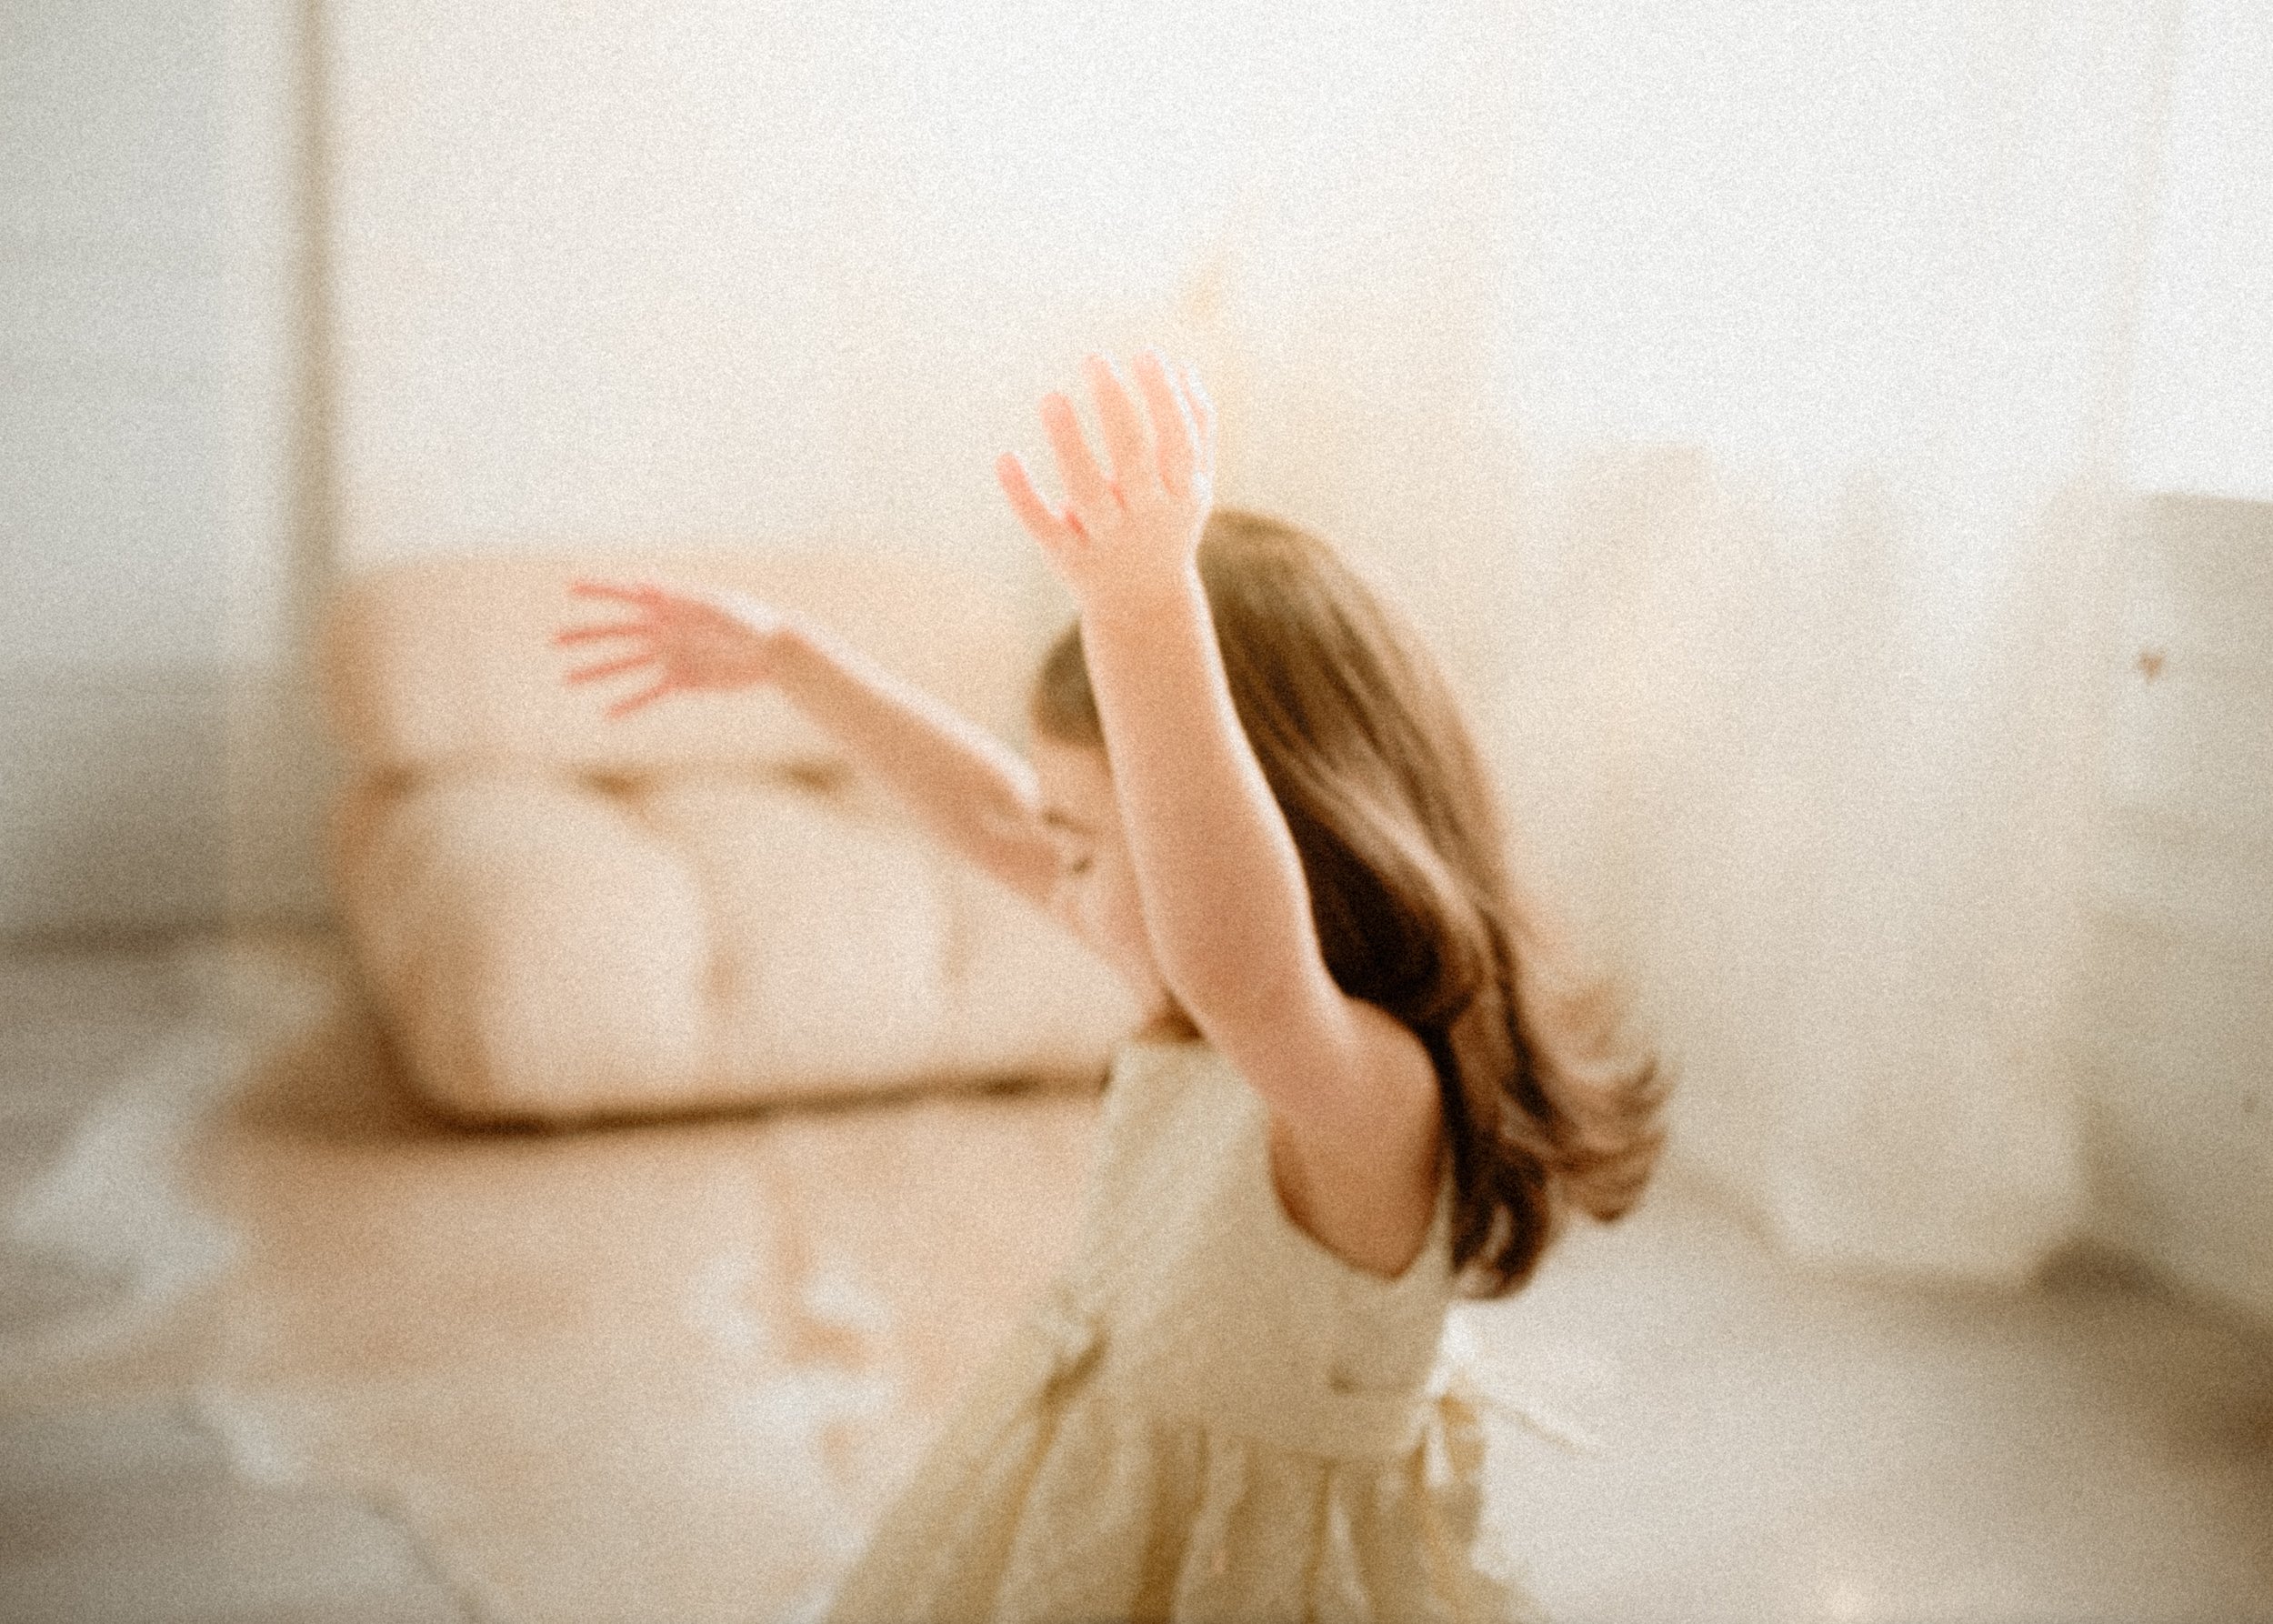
top-left (817, 1036), bottom-right (1565, 1624)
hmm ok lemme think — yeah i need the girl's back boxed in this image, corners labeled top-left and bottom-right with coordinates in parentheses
top-left (818, 1034), bottom-right (1547, 1624)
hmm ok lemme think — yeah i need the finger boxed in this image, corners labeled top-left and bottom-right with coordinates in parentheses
top-left (1134, 349), bottom-right (1197, 497)
top-left (551, 619), bottom-right (649, 647)
top-left (1039, 392), bottom-right (1116, 518)
top-left (606, 680), bottom-right (674, 720)
top-left (1083, 353), bottom-right (1151, 490)
top-left (996, 452), bottom-right (1083, 549)
top-left (695, 588), bottom-right (785, 637)
top-left (1176, 359), bottom-right (1217, 482)
top-left (563, 652), bottom-right (652, 686)
top-left (568, 579), bottom-right (665, 605)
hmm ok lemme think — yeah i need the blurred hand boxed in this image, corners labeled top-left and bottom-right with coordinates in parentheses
top-left (996, 348), bottom-right (1217, 610)
top-left (553, 580), bottom-right (795, 720)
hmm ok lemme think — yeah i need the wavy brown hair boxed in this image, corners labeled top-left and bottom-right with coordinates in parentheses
top-left (1028, 508), bottom-right (1669, 1298)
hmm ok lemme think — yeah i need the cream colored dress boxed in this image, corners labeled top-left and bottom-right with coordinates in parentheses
top-left (819, 1036), bottom-right (1562, 1624)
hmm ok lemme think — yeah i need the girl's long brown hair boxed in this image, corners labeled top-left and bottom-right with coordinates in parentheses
top-left (1029, 508), bottom-right (1669, 1298)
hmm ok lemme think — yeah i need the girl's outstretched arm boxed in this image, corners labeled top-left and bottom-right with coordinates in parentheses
top-left (554, 583), bottom-right (1062, 912)
top-left (999, 353), bottom-right (1410, 1138)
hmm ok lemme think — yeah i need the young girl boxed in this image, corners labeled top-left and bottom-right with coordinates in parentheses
top-left (555, 351), bottom-right (1666, 1622)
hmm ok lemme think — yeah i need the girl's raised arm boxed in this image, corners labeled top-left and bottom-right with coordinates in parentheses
top-left (554, 584), bottom-right (1062, 912)
top-left (998, 354), bottom-right (1413, 1143)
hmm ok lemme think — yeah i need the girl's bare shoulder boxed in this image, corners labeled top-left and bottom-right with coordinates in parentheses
top-left (1264, 1005), bottom-right (1444, 1279)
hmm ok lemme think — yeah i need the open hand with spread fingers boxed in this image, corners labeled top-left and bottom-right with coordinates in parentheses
top-left (996, 349), bottom-right (1217, 609)
top-left (552, 580), bottom-right (796, 720)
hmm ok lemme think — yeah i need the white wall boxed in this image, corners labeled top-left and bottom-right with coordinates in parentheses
top-left (0, 0), bottom-right (337, 940)
top-left (321, 0), bottom-right (1258, 572)
top-left (2, 0), bottom-right (232, 937)
top-left (315, 0), bottom-right (1527, 730)
top-left (2124, 0), bottom-right (2273, 503)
